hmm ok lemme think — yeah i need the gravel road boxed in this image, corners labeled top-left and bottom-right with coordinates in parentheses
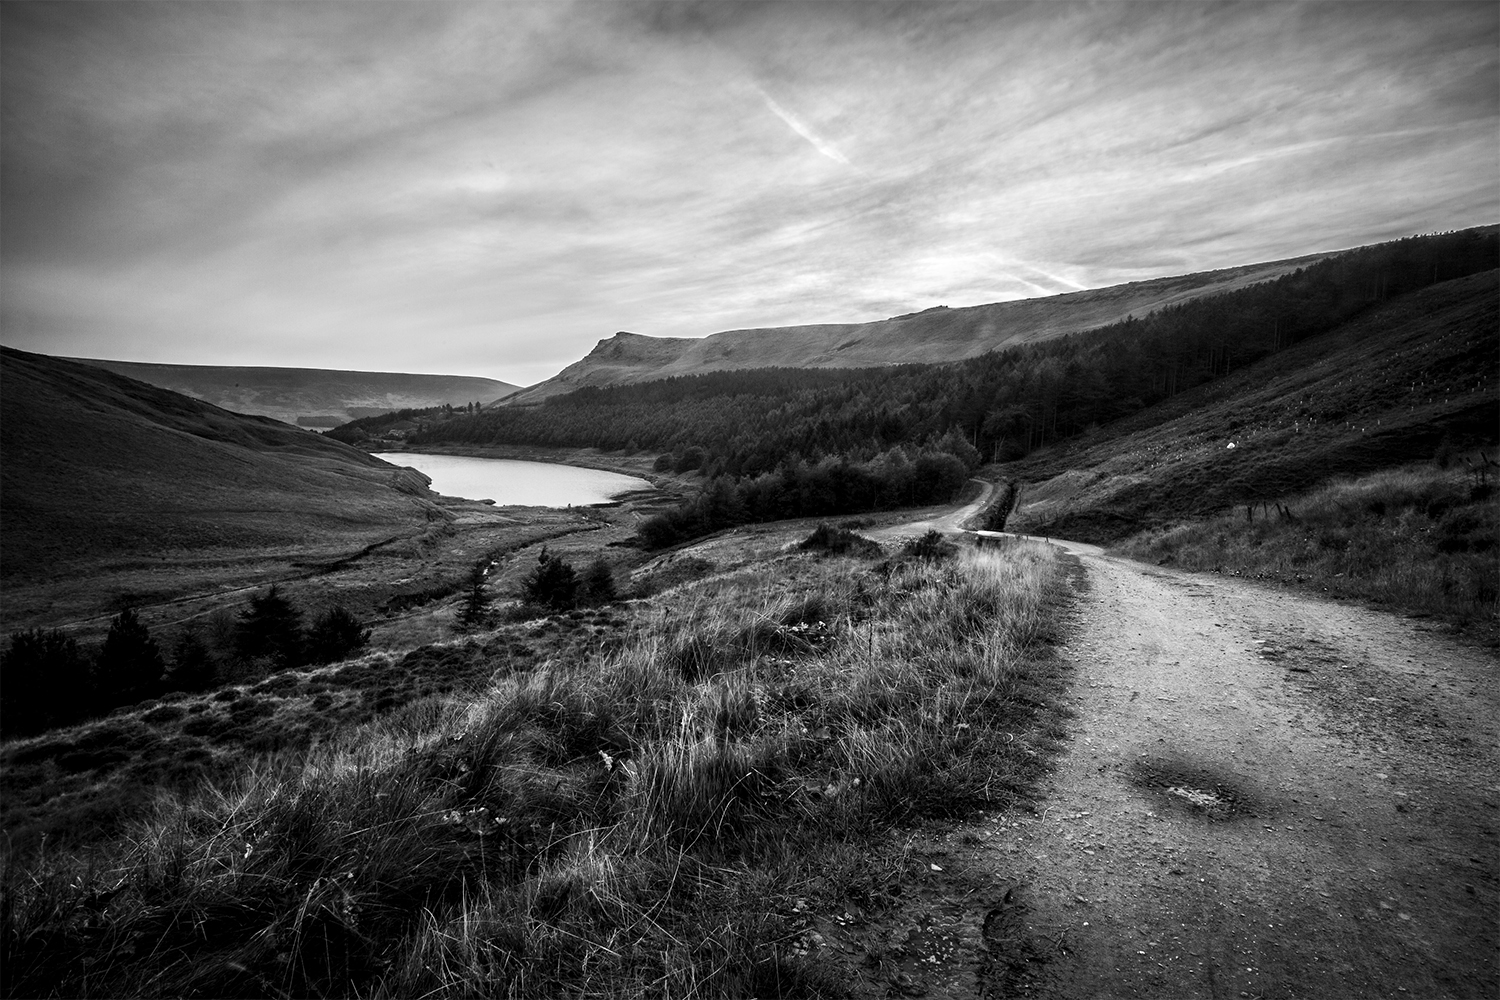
top-left (981, 540), bottom-right (1499, 998)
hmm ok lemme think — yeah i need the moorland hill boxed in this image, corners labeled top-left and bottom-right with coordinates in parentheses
top-left (69, 359), bottom-right (519, 427)
top-left (0, 348), bottom-right (439, 592)
top-left (502, 248), bottom-right (1340, 403)
top-left (1003, 269), bottom-right (1499, 542)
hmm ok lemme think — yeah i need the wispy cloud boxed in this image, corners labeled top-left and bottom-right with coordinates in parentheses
top-left (753, 85), bottom-right (853, 167)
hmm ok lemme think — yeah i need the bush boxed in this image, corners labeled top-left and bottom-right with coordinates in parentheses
top-left (306, 606), bottom-right (371, 664)
top-left (902, 530), bottom-right (958, 562)
top-left (580, 556), bottom-right (617, 605)
top-left (799, 523), bottom-right (883, 558)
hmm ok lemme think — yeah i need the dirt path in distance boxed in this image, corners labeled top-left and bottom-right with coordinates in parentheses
top-left (870, 479), bottom-right (994, 545)
top-left (975, 540), bottom-right (1499, 998)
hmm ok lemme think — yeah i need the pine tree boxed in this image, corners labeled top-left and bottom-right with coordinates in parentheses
top-left (457, 564), bottom-right (492, 631)
top-left (165, 631), bottom-right (218, 693)
top-left (236, 586), bottom-right (305, 669)
top-left (521, 548), bottom-right (578, 611)
top-left (0, 628), bottom-right (91, 737)
top-left (95, 608), bottom-right (165, 706)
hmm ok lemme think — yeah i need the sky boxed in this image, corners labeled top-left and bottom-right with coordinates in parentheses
top-left (2, 1), bottom-right (1495, 387)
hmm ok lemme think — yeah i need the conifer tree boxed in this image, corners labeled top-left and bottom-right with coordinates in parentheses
top-left (521, 548), bottom-right (578, 611)
top-left (165, 631), bottom-right (218, 693)
top-left (95, 608), bottom-right (165, 706)
top-left (0, 628), bottom-right (91, 737)
top-left (236, 586), bottom-right (305, 669)
top-left (457, 564), bottom-right (492, 631)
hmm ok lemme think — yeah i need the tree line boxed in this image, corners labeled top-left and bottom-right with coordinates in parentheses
top-left (0, 589), bottom-right (369, 740)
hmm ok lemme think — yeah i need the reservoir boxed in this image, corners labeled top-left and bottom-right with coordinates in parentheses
top-left (372, 453), bottom-right (652, 507)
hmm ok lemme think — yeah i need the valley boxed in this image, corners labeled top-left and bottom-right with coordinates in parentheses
top-left (1, 230), bottom-right (1495, 1000)
top-left (5, 4), bottom-right (1495, 996)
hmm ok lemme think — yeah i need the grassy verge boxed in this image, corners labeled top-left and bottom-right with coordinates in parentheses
top-left (2, 534), bottom-right (1070, 998)
top-left (1115, 461), bottom-right (1498, 640)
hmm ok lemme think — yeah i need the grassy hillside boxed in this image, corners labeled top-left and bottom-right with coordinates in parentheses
top-left (70, 359), bottom-right (518, 427)
top-left (1001, 272), bottom-right (1497, 633)
top-left (1005, 271), bottom-right (1497, 541)
top-left (0, 347), bottom-right (436, 595)
top-left (504, 251), bottom-right (1334, 403)
top-left (1117, 463), bottom-right (1497, 637)
top-left (2, 531), bottom-right (1072, 999)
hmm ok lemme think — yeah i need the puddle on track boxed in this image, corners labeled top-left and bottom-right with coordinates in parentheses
top-left (1126, 755), bottom-right (1261, 820)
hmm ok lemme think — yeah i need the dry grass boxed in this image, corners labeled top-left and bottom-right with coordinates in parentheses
top-left (2, 535), bottom-right (1070, 998)
top-left (1116, 461), bottom-right (1498, 638)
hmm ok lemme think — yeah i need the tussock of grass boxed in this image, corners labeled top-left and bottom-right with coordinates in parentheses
top-left (1117, 462), bottom-right (1498, 635)
top-left (2, 539), bottom-right (1069, 998)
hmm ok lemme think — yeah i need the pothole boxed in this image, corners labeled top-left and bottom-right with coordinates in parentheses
top-left (1127, 756), bottom-right (1257, 820)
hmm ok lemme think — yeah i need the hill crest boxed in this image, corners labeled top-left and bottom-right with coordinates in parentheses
top-left (502, 249), bottom-right (1338, 404)
top-left (68, 359), bottom-right (519, 428)
top-left (0, 347), bottom-right (435, 591)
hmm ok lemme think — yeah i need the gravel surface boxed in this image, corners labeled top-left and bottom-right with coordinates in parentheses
top-left (980, 540), bottom-right (1499, 999)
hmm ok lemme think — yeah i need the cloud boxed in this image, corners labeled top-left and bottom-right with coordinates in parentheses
top-left (1, 1), bottom-right (1495, 383)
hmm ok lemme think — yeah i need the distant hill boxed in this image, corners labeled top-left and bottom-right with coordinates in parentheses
top-left (67, 360), bottom-right (519, 427)
top-left (502, 250), bottom-right (1337, 404)
top-left (0, 347), bottom-right (438, 588)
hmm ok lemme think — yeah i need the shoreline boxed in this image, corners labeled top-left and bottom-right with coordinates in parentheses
top-left (366, 443), bottom-right (692, 509)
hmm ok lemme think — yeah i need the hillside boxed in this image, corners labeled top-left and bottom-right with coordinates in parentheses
top-left (503, 250), bottom-right (1337, 403)
top-left (1003, 270), bottom-right (1498, 541)
top-left (0, 348), bottom-right (439, 595)
top-left (68, 359), bottom-right (519, 427)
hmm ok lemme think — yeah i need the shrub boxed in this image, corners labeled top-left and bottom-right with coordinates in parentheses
top-left (306, 606), bottom-right (371, 664)
top-left (799, 523), bottom-right (883, 558)
top-left (902, 530), bottom-right (958, 562)
top-left (580, 556), bottom-right (617, 605)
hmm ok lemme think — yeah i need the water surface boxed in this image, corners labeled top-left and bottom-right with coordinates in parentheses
top-left (372, 452), bottom-right (651, 507)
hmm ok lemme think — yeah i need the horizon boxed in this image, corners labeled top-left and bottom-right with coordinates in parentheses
top-left (25, 225), bottom-right (1475, 390)
top-left (2, 1), bottom-right (1495, 386)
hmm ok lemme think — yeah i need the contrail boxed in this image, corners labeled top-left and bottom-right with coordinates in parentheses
top-left (755, 86), bottom-right (852, 167)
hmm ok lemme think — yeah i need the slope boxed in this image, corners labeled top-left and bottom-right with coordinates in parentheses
top-left (0, 347), bottom-right (438, 590)
top-left (1003, 270), bottom-right (1498, 541)
top-left (69, 359), bottom-right (519, 427)
top-left (503, 250), bottom-right (1338, 403)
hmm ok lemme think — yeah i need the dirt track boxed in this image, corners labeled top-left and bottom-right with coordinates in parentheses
top-left (978, 540), bottom-right (1499, 998)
